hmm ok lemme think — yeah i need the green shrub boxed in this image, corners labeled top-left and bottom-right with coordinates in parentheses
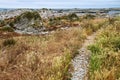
top-left (9, 22), bottom-right (14, 27)
top-left (0, 20), bottom-right (5, 26)
top-left (14, 16), bottom-right (21, 23)
top-left (1, 27), bottom-right (14, 32)
top-left (21, 11), bottom-right (41, 20)
top-left (3, 38), bottom-right (16, 46)
top-left (68, 13), bottom-right (79, 21)
top-left (23, 11), bottom-right (34, 20)
top-left (15, 11), bottom-right (41, 23)
top-left (33, 11), bottom-right (41, 20)
top-left (83, 14), bottom-right (95, 19)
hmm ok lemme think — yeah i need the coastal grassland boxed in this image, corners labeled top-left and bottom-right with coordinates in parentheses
top-left (88, 18), bottom-right (120, 80)
top-left (0, 27), bottom-right (86, 80)
top-left (0, 18), bottom-right (107, 80)
top-left (80, 18), bottom-right (107, 35)
top-left (0, 11), bottom-right (106, 33)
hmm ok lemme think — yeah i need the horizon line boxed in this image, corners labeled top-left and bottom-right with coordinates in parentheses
top-left (0, 7), bottom-right (120, 9)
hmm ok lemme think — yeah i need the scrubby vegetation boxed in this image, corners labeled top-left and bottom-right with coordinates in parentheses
top-left (0, 26), bottom-right (14, 32)
top-left (15, 11), bottom-right (41, 22)
top-left (0, 20), bottom-right (5, 27)
top-left (0, 9), bottom-right (117, 80)
top-left (67, 13), bottom-right (79, 21)
top-left (83, 14), bottom-right (96, 19)
top-left (3, 38), bottom-right (16, 46)
top-left (0, 11), bottom-right (42, 32)
top-left (0, 16), bottom-right (107, 80)
top-left (88, 17), bottom-right (120, 80)
top-left (0, 12), bottom-right (104, 33)
top-left (46, 13), bottom-right (80, 29)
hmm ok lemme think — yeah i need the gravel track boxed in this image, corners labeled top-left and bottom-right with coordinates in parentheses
top-left (71, 32), bottom-right (97, 80)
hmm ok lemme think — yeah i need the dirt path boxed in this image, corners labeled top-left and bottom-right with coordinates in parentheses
top-left (71, 32), bottom-right (98, 80)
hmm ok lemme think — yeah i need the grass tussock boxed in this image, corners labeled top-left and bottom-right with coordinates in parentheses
top-left (81, 18), bottom-right (107, 35)
top-left (3, 38), bottom-right (16, 47)
top-left (88, 19), bottom-right (120, 80)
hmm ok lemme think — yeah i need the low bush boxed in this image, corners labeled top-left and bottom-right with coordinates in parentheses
top-left (21, 11), bottom-right (41, 20)
top-left (0, 20), bottom-right (5, 26)
top-left (9, 22), bottom-right (14, 27)
top-left (3, 38), bottom-right (16, 46)
top-left (83, 14), bottom-right (96, 19)
top-left (68, 13), bottom-right (79, 21)
top-left (14, 11), bottom-right (41, 23)
top-left (0, 26), bottom-right (14, 32)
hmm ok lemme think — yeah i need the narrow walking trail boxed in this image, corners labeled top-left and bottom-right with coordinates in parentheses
top-left (71, 32), bottom-right (98, 80)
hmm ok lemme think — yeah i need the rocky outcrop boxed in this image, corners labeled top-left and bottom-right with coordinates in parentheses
top-left (12, 11), bottom-right (45, 34)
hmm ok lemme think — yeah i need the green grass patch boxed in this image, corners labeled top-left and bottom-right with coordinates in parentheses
top-left (88, 18), bottom-right (120, 80)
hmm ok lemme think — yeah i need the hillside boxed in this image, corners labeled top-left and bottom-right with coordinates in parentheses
top-left (0, 9), bottom-right (120, 80)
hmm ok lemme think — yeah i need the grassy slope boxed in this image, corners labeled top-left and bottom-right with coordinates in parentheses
top-left (88, 17), bottom-right (120, 80)
top-left (0, 18), bottom-right (106, 80)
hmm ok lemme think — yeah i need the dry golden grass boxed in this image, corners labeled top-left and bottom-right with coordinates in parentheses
top-left (0, 27), bottom-right (87, 80)
top-left (0, 17), bottom-right (107, 80)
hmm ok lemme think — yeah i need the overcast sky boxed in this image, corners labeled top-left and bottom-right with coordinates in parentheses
top-left (0, 0), bottom-right (120, 8)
